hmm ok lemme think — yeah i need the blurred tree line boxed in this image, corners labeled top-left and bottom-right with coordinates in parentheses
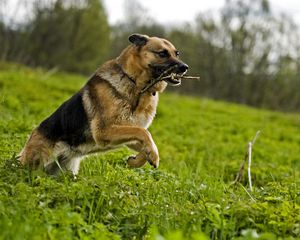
top-left (1, 0), bottom-right (300, 111)
top-left (0, 0), bottom-right (110, 73)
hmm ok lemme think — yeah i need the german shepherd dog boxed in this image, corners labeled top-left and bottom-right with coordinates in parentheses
top-left (19, 34), bottom-right (189, 175)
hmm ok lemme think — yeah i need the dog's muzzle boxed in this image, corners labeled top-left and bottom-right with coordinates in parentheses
top-left (176, 62), bottom-right (189, 74)
top-left (167, 62), bottom-right (189, 86)
top-left (150, 61), bottom-right (189, 79)
top-left (150, 61), bottom-right (189, 86)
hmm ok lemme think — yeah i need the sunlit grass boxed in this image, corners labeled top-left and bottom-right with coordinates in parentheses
top-left (0, 63), bottom-right (299, 239)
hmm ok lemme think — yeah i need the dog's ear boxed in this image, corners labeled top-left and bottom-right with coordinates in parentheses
top-left (129, 34), bottom-right (149, 46)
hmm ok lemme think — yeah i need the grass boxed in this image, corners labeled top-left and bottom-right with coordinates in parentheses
top-left (0, 62), bottom-right (300, 239)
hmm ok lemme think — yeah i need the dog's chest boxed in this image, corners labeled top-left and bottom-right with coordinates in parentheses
top-left (126, 94), bottom-right (158, 129)
top-left (130, 110), bottom-right (153, 129)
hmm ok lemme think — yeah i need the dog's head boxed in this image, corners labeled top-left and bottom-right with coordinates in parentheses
top-left (119, 34), bottom-right (189, 88)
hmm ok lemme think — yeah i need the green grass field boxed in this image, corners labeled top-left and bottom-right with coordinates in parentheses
top-left (0, 62), bottom-right (299, 239)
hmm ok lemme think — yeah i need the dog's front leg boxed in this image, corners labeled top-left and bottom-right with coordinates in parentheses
top-left (93, 125), bottom-right (159, 168)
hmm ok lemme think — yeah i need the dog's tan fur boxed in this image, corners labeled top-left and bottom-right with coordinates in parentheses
top-left (19, 34), bottom-right (188, 174)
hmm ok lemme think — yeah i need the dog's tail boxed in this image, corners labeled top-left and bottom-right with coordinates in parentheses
top-left (18, 128), bottom-right (54, 169)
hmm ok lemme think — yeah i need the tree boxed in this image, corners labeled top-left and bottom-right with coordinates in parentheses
top-left (25, 0), bottom-right (110, 73)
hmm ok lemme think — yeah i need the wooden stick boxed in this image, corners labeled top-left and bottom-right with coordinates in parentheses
top-left (140, 66), bottom-right (177, 94)
top-left (248, 130), bottom-right (261, 191)
top-left (232, 130), bottom-right (261, 190)
top-left (248, 142), bottom-right (253, 191)
top-left (161, 74), bottom-right (200, 81)
top-left (140, 67), bottom-right (200, 94)
top-left (233, 150), bottom-right (248, 183)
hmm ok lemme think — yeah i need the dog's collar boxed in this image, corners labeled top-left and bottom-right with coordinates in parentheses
top-left (116, 63), bottom-right (157, 96)
top-left (117, 63), bottom-right (136, 85)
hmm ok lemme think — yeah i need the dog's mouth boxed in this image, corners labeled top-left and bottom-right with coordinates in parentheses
top-left (150, 63), bottom-right (188, 86)
top-left (141, 65), bottom-right (198, 94)
top-left (165, 78), bottom-right (181, 86)
top-left (163, 73), bottom-right (186, 86)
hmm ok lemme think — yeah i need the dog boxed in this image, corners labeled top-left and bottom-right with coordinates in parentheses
top-left (19, 34), bottom-right (189, 175)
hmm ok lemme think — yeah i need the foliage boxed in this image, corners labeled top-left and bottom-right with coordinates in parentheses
top-left (167, 0), bottom-right (300, 111)
top-left (0, 0), bottom-right (110, 74)
top-left (0, 63), bottom-right (300, 239)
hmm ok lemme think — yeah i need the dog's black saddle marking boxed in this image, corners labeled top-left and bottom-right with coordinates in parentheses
top-left (38, 91), bottom-right (90, 147)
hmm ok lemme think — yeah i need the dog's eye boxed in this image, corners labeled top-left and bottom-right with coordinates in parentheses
top-left (175, 51), bottom-right (180, 57)
top-left (156, 50), bottom-right (169, 58)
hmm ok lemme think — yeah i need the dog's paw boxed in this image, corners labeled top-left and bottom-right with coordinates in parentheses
top-left (127, 154), bottom-right (147, 168)
top-left (145, 142), bottom-right (159, 168)
top-left (147, 150), bottom-right (159, 168)
top-left (142, 132), bottom-right (159, 168)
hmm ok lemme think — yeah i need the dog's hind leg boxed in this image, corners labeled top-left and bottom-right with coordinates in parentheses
top-left (45, 154), bottom-right (82, 176)
top-left (60, 157), bottom-right (82, 175)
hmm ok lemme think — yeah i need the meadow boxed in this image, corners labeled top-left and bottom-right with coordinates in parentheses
top-left (0, 62), bottom-right (299, 239)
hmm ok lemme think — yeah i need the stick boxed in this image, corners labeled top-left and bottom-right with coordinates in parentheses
top-left (140, 67), bottom-right (200, 94)
top-left (161, 75), bottom-right (200, 81)
top-left (248, 142), bottom-right (253, 191)
top-left (232, 130), bottom-right (261, 190)
top-left (248, 130), bottom-right (260, 191)
top-left (252, 130), bottom-right (261, 145)
top-left (233, 149), bottom-right (248, 183)
top-left (140, 66), bottom-right (177, 94)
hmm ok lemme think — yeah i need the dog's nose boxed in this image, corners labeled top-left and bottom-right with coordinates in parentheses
top-left (178, 63), bottom-right (189, 73)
